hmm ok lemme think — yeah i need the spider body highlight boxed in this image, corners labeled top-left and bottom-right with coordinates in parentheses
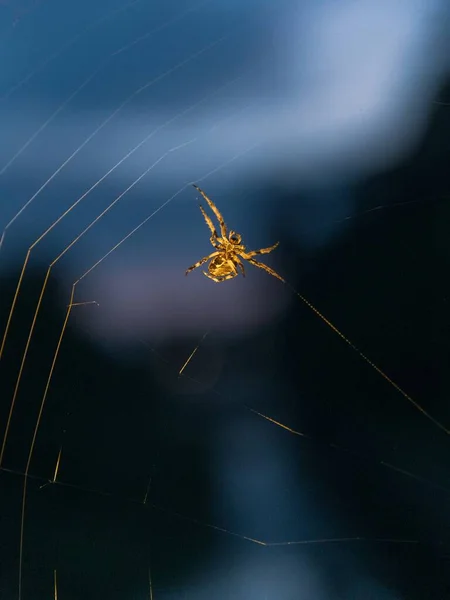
top-left (186, 185), bottom-right (284, 284)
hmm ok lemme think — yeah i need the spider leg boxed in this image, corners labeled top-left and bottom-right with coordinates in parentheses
top-left (193, 184), bottom-right (227, 238)
top-left (210, 236), bottom-right (222, 249)
top-left (242, 241), bottom-right (279, 258)
top-left (198, 204), bottom-right (219, 241)
top-left (233, 255), bottom-right (246, 277)
top-left (245, 257), bottom-right (285, 283)
top-left (203, 271), bottom-right (222, 282)
top-left (197, 205), bottom-right (223, 249)
top-left (185, 251), bottom-right (219, 275)
top-left (203, 270), bottom-right (237, 283)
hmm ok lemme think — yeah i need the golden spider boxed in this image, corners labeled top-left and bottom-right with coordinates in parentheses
top-left (185, 184), bottom-right (285, 283)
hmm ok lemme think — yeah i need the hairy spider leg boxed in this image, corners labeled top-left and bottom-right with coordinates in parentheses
top-left (193, 184), bottom-right (228, 238)
top-left (234, 255), bottom-right (246, 276)
top-left (198, 204), bottom-right (222, 248)
top-left (244, 241), bottom-right (280, 257)
top-left (243, 256), bottom-right (285, 283)
top-left (185, 251), bottom-right (220, 275)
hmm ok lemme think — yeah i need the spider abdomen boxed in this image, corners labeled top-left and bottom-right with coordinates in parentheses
top-left (206, 256), bottom-right (239, 281)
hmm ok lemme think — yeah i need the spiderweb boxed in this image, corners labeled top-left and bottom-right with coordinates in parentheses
top-left (1, 1), bottom-right (450, 599)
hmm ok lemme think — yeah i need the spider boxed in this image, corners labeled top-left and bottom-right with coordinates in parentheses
top-left (185, 184), bottom-right (285, 283)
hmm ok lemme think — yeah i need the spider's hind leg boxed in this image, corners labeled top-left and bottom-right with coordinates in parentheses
top-left (234, 256), bottom-right (246, 277)
top-left (185, 251), bottom-right (219, 275)
top-left (203, 270), bottom-right (237, 283)
top-left (246, 257), bottom-right (285, 283)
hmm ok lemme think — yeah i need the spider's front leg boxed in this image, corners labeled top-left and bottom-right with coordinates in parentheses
top-left (198, 204), bottom-right (218, 240)
top-left (210, 235), bottom-right (222, 250)
top-left (193, 184), bottom-right (228, 238)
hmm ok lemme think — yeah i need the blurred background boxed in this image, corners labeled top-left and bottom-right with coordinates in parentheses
top-left (1, 0), bottom-right (450, 598)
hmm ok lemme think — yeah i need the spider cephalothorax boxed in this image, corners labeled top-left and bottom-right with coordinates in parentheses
top-left (186, 184), bottom-right (284, 283)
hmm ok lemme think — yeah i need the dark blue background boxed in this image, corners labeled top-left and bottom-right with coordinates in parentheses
top-left (1, 1), bottom-right (450, 598)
